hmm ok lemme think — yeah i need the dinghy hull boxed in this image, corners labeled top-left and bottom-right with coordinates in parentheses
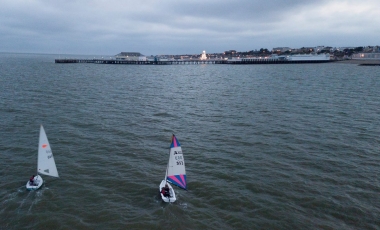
top-left (26, 175), bottom-right (43, 190)
top-left (159, 180), bottom-right (176, 203)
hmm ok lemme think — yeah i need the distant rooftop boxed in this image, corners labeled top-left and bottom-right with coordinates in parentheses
top-left (116, 52), bottom-right (144, 57)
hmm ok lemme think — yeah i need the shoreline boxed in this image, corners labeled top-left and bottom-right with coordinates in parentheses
top-left (334, 59), bottom-right (380, 64)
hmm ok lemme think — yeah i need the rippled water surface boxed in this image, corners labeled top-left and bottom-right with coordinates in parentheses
top-left (1, 53), bottom-right (379, 229)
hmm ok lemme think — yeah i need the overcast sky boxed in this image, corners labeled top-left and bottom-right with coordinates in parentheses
top-left (1, 0), bottom-right (379, 56)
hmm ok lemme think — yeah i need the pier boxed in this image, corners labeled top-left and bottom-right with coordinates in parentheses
top-left (358, 63), bottom-right (380, 66)
top-left (55, 59), bottom-right (333, 65)
top-left (224, 60), bottom-right (332, 64)
top-left (55, 59), bottom-right (222, 65)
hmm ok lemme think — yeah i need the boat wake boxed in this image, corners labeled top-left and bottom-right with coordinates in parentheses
top-left (27, 189), bottom-right (44, 214)
top-left (17, 191), bottom-right (33, 214)
top-left (179, 202), bottom-right (187, 209)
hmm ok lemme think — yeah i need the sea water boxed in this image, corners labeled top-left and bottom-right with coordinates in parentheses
top-left (0, 53), bottom-right (379, 229)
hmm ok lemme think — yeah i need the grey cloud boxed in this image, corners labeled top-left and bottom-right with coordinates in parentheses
top-left (0, 0), bottom-right (379, 55)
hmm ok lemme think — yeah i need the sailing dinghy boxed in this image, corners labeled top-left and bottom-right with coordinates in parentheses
top-left (26, 125), bottom-right (59, 190)
top-left (159, 134), bottom-right (187, 202)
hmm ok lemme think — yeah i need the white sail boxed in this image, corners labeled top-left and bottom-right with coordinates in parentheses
top-left (37, 125), bottom-right (59, 178)
top-left (166, 135), bottom-right (186, 190)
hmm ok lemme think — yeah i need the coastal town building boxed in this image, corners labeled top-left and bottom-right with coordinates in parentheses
top-left (352, 53), bottom-right (380, 60)
top-left (314, 46), bottom-right (326, 53)
top-left (272, 47), bottom-right (292, 53)
top-left (224, 50), bottom-right (237, 56)
top-left (115, 52), bottom-right (146, 61)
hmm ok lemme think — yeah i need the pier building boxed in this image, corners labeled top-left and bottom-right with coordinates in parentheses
top-left (115, 52), bottom-right (146, 61)
top-left (200, 51), bottom-right (207, 60)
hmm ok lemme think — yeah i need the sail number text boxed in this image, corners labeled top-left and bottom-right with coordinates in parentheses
top-left (174, 151), bottom-right (182, 155)
top-left (174, 151), bottom-right (183, 165)
top-left (46, 149), bottom-right (52, 159)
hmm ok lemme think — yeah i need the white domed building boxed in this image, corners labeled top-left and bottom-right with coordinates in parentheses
top-left (200, 50), bottom-right (207, 60)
